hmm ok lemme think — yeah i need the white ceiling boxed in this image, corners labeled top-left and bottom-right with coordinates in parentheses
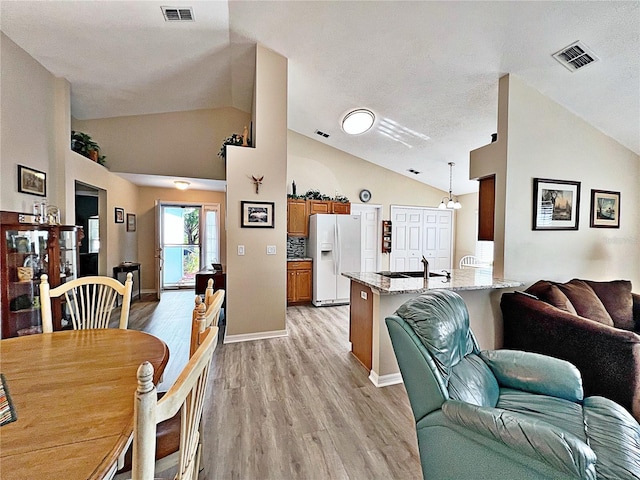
top-left (2, 1), bottom-right (638, 195)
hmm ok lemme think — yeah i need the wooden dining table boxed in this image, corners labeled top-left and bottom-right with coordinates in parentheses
top-left (0, 329), bottom-right (169, 480)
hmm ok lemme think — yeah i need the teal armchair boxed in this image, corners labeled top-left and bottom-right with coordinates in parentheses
top-left (386, 290), bottom-right (640, 480)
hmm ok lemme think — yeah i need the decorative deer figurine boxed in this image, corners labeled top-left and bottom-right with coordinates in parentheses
top-left (252, 175), bottom-right (264, 194)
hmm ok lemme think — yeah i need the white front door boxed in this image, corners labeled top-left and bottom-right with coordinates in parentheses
top-left (390, 206), bottom-right (423, 271)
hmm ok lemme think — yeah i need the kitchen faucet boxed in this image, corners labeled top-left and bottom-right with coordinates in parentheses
top-left (421, 255), bottom-right (430, 280)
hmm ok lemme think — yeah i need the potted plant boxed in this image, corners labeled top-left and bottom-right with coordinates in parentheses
top-left (71, 131), bottom-right (106, 166)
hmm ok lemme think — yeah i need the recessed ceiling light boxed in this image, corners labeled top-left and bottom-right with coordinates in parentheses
top-left (174, 181), bottom-right (190, 190)
top-left (342, 109), bottom-right (375, 135)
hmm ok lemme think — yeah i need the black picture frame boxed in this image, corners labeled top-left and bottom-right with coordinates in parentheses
top-left (126, 213), bottom-right (136, 232)
top-left (241, 201), bottom-right (275, 228)
top-left (115, 207), bottom-right (125, 223)
top-left (17, 165), bottom-right (46, 197)
top-left (532, 178), bottom-right (581, 231)
top-left (590, 189), bottom-right (620, 228)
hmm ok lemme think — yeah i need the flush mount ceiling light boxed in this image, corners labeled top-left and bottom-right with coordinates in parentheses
top-left (438, 162), bottom-right (462, 210)
top-left (341, 109), bottom-right (375, 135)
top-left (174, 181), bottom-right (190, 190)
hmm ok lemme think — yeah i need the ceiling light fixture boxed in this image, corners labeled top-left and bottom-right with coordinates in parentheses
top-left (438, 162), bottom-right (462, 210)
top-left (342, 109), bottom-right (375, 135)
top-left (174, 181), bottom-right (190, 190)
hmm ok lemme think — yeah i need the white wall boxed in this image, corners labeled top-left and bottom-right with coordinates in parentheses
top-left (72, 107), bottom-right (250, 181)
top-left (504, 75), bottom-right (639, 286)
top-left (1, 33), bottom-right (56, 213)
top-left (472, 75), bottom-right (640, 287)
top-left (225, 45), bottom-right (288, 340)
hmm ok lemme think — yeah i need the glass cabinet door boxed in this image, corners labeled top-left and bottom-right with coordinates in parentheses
top-left (4, 228), bottom-right (49, 336)
top-left (59, 228), bottom-right (78, 284)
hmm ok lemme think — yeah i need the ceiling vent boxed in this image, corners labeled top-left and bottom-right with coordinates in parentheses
top-left (552, 41), bottom-right (599, 72)
top-left (315, 130), bottom-right (330, 138)
top-left (407, 168), bottom-right (421, 175)
top-left (161, 7), bottom-right (194, 22)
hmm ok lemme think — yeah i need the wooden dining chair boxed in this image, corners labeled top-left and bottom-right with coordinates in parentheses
top-left (116, 292), bottom-right (224, 478)
top-left (39, 273), bottom-right (133, 333)
top-left (458, 255), bottom-right (479, 268)
top-left (132, 325), bottom-right (218, 480)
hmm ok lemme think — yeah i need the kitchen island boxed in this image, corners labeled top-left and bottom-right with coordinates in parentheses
top-left (342, 269), bottom-right (523, 387)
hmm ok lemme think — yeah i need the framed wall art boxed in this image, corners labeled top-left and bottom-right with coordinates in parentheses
top-left (127, 213), bottom-right (137, 232)
top-left (532, 178), bottom-right (581, 231)
top-left (17, 165), bottom-right (46, 197)
top-left (590, 189), bottom-right (620, 228)
top-left (115, 207), bottom-right (124, 223)
top-left (241, 201), bottom-right (274, 228)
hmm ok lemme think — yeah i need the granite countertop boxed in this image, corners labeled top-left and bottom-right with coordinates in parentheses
top-left (287, 257), bottom-right (313, 262)
top-left (342, 268), bottom-right (523, 295)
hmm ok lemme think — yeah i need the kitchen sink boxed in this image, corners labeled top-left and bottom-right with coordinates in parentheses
top-left (378, 271), bottom-right (445, 279)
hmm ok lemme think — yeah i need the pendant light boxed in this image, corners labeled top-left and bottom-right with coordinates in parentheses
top-left (438, 162), bottom-right (462, 210)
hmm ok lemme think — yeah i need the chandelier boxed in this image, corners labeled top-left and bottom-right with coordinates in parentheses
top-left (438, 162), bottom-right (462, 210)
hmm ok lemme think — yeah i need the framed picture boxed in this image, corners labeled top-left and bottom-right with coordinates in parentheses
top-left (115, 207), bottom-right (124, 223)
top-left (532, 178), bottom-right (581, 231)
top-left (17, 165), bottom-right (46, 197)
top-left (126, 213), bottom-right (136, 232)
top-left (241, 201), bottom-right (274, 228)
top-left (590, 189), bottom-right (620, 228)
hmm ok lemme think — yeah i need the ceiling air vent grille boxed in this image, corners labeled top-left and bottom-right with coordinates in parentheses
top-left (161, 7), bottom-right (194, 22)
top-left (315, 130), bottom-right (330, 138)
top-left (552, 41), bottom-right (599, 72)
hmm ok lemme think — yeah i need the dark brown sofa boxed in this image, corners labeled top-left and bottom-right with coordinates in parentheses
top-left (501, 279), bottom-right (640, 422)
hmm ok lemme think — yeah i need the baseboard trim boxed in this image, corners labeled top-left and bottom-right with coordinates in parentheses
top-left (223, 329), bottom-right (288, 344)
top-left (369, 371), bottom-right (403, 388)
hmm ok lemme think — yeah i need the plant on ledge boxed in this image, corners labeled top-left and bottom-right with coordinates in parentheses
top-left (217, 133), bottom-right (250, 159)
top-left (71, 131), bottom-right (107, 166)
top-left (286, 189), bottom-right (349, 203)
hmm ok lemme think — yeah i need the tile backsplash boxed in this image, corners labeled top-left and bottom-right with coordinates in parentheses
top-left (287, 237), bottom-right (307, 258)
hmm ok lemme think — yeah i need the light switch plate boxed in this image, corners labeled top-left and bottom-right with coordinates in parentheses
top-left (266, 245), bottom-right (276, 255)
top-left (237, 245), bottom-right (245, 256)
top-left (360, 291), bottom-right (368, 300)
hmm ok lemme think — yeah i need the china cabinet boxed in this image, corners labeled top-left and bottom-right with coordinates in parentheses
top-left (1, 211), bottom-right (81, 338)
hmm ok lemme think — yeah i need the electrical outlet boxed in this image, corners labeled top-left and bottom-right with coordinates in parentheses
top-left (360, 291), bottom-right (367, 300)
top-left (266, 245), bottom-right (276, 255)
top-left (237, 245), bottom-right (245, 256)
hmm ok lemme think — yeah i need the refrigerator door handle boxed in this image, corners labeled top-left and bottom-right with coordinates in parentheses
top-left (336, 222), bottom-right (341, 275)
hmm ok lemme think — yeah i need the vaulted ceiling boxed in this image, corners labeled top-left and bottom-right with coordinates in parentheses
top-left (2, 1), bottom-right (638, 194)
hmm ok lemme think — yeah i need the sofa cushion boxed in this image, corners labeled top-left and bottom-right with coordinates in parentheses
top-left (556, 280), bottom-right (614, 327)
top-left (584, 280), bottom-right (634, 330)
top-left (525, 280), bottom-right (577, 315)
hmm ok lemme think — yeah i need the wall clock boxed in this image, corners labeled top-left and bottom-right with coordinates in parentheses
top-left (359, 189), bottom-right (371, 203)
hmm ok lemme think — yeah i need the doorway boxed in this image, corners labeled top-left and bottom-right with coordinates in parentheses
top-left (350, 203), bottom-right (382, 272)
top-left (156, 202), bottom-right (220, 294)
top-left (75, 182), bottom-right (102, 277)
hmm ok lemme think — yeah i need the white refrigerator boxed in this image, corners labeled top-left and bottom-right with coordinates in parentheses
top-left (309, 214), bottom-right (362, 306)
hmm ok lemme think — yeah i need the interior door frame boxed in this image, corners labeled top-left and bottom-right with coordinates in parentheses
top-left (350, 203), bottom-right (383, 272)
top-left (155, 201), bottom-right (221, 298)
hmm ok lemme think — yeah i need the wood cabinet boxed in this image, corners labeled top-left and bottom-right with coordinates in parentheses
top-left (287, 199), bottom-right (351, 237)
top-left (287, 199), bottom-right (308, 237)
top-left (308, 200), bottom-right (332, 215)
top-left (331, 202), bottom-right (351, 214)
top-left (349, 281), bottom-right (373, 370)
top-left (478, 175), bottom-right (495, 241)
top-left (1, 211), bottom-right (81, 338)
top-left (287, 260), bottom-right (312, 305)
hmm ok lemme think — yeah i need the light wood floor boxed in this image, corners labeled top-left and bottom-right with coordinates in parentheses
top-left (127, 291), bottom-right (422, 479)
